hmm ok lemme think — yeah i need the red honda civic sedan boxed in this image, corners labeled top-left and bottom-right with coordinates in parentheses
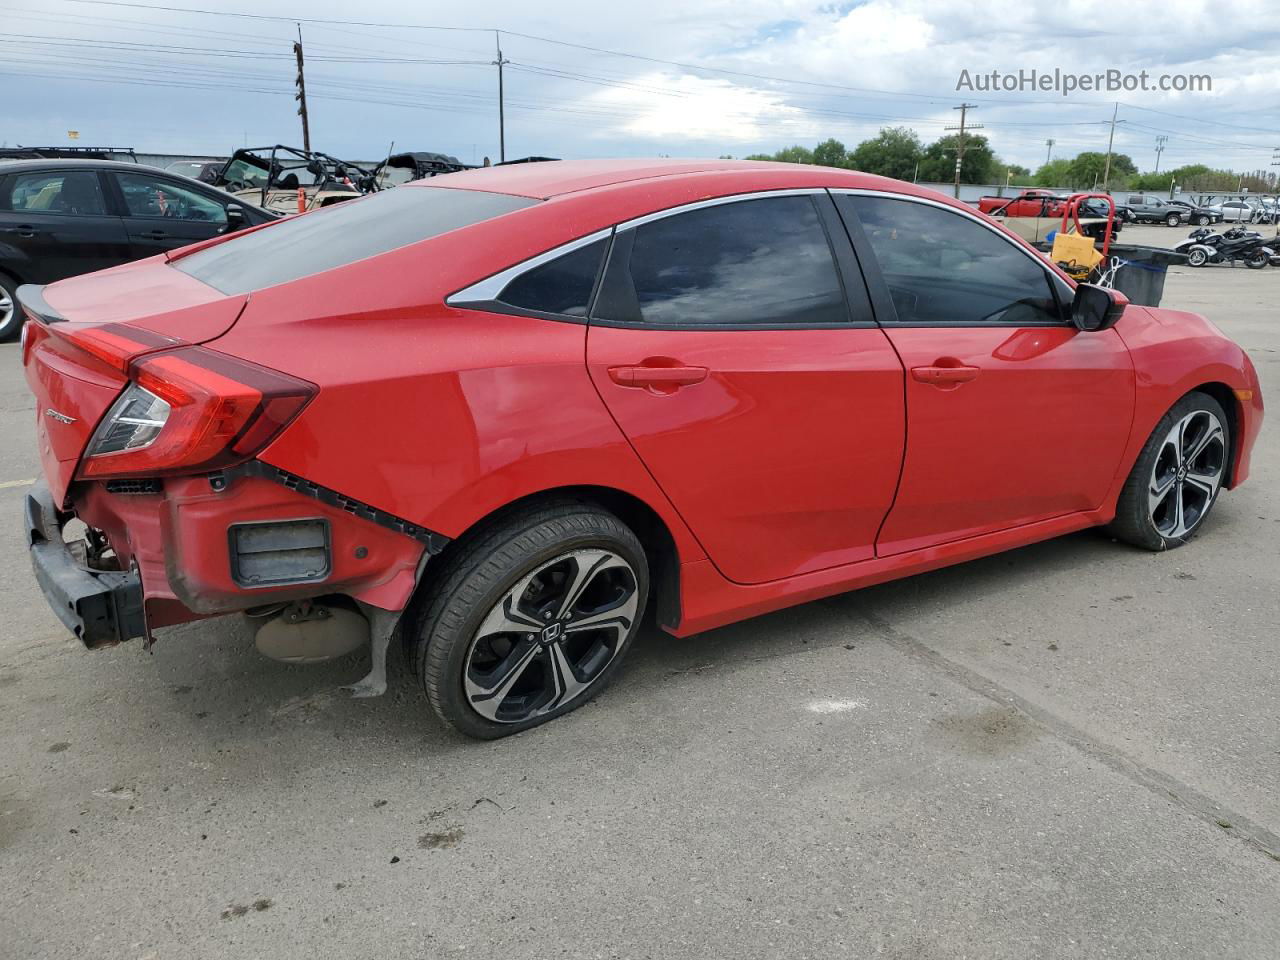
top-left (20, 159), bottom-right (1263, 738)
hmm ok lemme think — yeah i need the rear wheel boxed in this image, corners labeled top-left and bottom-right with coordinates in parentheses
top-left (1108, 392), bottom-right (1229, 550)
top-left (1246, 251), bottom-right (1268, 269)
top-left (412, 503), bottom-right (648, 738)
top-left (0, 272), bottom-right (21, 342)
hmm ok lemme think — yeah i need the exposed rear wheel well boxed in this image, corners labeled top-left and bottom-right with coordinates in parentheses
top-left (407, 486), bottom-right (682, 640)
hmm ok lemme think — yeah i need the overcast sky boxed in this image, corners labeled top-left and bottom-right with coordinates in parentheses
top-left (3, 0), bottom-right (1278, 176)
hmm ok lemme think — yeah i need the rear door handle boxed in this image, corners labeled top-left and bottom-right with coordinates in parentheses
top-left (141, 230), bottom-right (168, 239)
top-left (2, 225), bottom-right (37, 237)
top-left (608, 365), bottom-right (709, 388)
top-left (911, 364), bottom-right (981, 386)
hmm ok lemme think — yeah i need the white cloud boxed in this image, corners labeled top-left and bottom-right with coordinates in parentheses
top-left (587, 71), bottom-right (818, 144)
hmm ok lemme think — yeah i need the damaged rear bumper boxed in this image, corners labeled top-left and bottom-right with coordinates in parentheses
top-left (24, 479), bottom-right (145, 648)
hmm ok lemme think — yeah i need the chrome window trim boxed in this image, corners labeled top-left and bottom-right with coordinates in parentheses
top-left (446, 228), bottom-right (613, 306)
top-left (445, 188), bottom-right (828, 308)
top-left (614, 187), bottom-right (827, 232)
top-left (831, 187), bottom-right (1065, 277)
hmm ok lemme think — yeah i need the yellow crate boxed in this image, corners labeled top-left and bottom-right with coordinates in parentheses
top-left (1050, 231), bottom-right (1103, 274)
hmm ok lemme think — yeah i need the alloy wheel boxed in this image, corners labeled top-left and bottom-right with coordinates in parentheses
top-left (462, 548), bottom-right (640, 724)
top-left (0, 287), bottom-right (13, 331)
top-left (1148, 409), bottom-right (1226, 539)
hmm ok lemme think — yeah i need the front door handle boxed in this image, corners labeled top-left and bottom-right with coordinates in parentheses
top-left (141, 230), bottom-right (168, 239)
top-left (608, 364), bottom-right (709, 388)
top-left (911, 363), bottom-right (981, 387)
top-left (2, 225), bottom-right (37, 237)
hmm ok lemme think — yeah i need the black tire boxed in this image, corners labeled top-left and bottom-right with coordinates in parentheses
top-left (412, 502), bottom-right (649, 739)
top-left (1196, 215), bottom-right (1211, 226)
top-left (1165, 213), bottom-right (1181, 227)
top-left (1108, 391), bottom-right (1230, 551)
top-left (1246, 252), bottom-right (1268, 269)
top-left (0, 271), bottom-right (22, 343)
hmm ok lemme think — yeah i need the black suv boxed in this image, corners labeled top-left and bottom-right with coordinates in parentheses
top-left (0, 159), bottom-right (276, 340)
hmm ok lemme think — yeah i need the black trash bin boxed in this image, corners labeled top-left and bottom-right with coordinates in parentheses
top-left (1102, 245), bottom-right (1188, 307)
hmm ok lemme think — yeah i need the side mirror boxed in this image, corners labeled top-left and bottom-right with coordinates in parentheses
top-left (225, 204), bottom-right (246, 231)
top-left (1071, 283), bottom-right (1127, 332)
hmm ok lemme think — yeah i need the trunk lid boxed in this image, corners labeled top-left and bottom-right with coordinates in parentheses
top-left (21, 260), bottom-right (248, 504)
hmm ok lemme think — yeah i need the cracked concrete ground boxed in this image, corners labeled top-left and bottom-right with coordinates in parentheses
top-left (1, 227), bottom-right (1276, 959)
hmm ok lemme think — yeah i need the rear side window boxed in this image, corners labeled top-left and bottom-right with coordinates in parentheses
top-left (595, 195), bottom-right (849, 327)
top-left (6, 171), bottom-right (106, 216)
top-left (175, 187), bottom-right (539, 294)
top-left (497, 238), bottom-right (607, 317)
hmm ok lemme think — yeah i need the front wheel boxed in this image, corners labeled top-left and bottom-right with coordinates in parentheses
top-left (1108, 392), bottom-right (1230, 550)
top-left (1196, 214), bottom-right (1211, 226)
top-left (412, 503), bottom-right (648, 738)
top-left (1187, 248), bottom-right (1209, 267)
top-left (1165, 213), bottom-right (1182, 227)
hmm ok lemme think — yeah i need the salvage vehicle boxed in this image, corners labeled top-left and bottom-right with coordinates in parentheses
top-left (211, 145), bottom-right (377, 214)
top-left (1206, 200), bottom-right (1259, 223)
top-left (985, 191), bottom-right (1121, 244)
top-left (376, 151), bottom-right (471, 188)
top-left (0, 159), bottom-right (275, 341)
top-left (975, 188), bottom-right (1061, 217)
top-left (1164, 198), bottom-right (1221, 225)
top-left (1121, 195), bottom-right (1214, 226)
top-left (19, 159), bottom-right (1264, 739)
top-left (164, 159), bottom-right (224, 184)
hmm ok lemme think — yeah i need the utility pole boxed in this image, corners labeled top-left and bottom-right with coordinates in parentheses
top-left (294, 25), bottom-right (311, 153)
top-left (1101, 102), bottom-right (1125, 193)
top-left (945, 103), bottom-right (982, 199)
top-left (493, 30), bottom-right (508, 163)
top-left (1045, 138), bottom-right (1055, 166)
top-left (1154, 134), bottom-right (1167, 174)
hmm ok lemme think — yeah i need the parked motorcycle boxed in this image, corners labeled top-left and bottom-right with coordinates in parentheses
top-left (1175, 226), bottom-right (1273, 269)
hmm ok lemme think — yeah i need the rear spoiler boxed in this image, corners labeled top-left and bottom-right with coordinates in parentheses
top-left (16, 285), bottom-right (66, 324)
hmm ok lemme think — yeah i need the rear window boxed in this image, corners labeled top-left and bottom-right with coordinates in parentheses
top-left (174, 186), bottom-right (539, 294)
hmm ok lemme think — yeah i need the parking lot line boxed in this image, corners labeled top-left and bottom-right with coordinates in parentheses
top-left (0, 478), bottom-right (35, 489)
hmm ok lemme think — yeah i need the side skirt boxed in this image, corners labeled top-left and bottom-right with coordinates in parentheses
top-left (670, 508), bottom-right (1111, 637)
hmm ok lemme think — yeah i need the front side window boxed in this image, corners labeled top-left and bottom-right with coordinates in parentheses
top-left (497, 238), bottom-right (607, 317)
top-left (116, 173), bottom-right (227, 224)
top-left (597, 195), bottom-right (849, 327)
top-left (847, 195), bottom-right (1063, 325)
top-left (6, 171), bottom-right (106, 216)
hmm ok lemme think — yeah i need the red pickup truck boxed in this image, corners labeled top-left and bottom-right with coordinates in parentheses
top-left (977, 189), bottom-right (1065, 217)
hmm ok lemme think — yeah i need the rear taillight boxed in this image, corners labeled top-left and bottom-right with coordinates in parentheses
top-left (78, 346), bottom-right (316, 479)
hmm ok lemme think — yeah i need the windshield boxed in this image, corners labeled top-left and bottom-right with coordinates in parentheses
top-left (174, 186), bottom-right (538, 294)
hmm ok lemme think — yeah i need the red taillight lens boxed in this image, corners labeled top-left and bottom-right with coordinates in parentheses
top-left (78, 346), bottom-right (316, 479)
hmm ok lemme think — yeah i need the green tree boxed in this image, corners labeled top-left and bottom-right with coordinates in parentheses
top-left (1068, 151), bottom-right (1135, 189)
top-left (811, 138), bottom-right (850, 169)
top-left (1033, 157), bottom-right (1073, 187)
top-left (916, 134), bottom-right (996, 184)
top-left (849, 127), bottom-right (922, 180)
top-left (1130, 171), bottom-right (1176, 193)
top-left (744, 145), bottom-right (815, 164)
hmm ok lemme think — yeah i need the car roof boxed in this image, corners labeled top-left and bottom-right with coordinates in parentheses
top-left (406, 157), bottom-right (898, 200)
top-left (0, 157), bottom-right (181, 174)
